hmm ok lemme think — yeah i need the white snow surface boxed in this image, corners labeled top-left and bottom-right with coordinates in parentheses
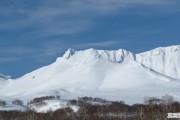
top-left (1, 46), bottom-right (180, 105)
top-left (136, 45), bottom-right (180, 79)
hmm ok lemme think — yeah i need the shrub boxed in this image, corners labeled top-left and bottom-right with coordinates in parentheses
top-left (27, 101), bottom-right (47, 109)
top-left (29, 96), bottom-right (57, 104)
top-left (56, 95), bottom-right (60, 99)
top-left (0, 100), bottom-right (6, 106)
top-left (144, 96), bottom-right (162, 105)
top-left (27, 96), bottom-right (59, 109)
top-left (69, 99), bottom-right (77, 105)
top-left (12, 99), bottom-right (23, 105)
top-left (161, 94), bottom-right (174, 105)
top-left (93, 97), bottom-right (108, 103)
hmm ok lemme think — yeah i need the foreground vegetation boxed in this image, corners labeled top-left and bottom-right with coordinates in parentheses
top-left (0, 94), bottom-right (179, 120)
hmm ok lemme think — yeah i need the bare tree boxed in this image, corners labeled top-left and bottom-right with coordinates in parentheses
top-left (161, 94), bottom-right (174, 105)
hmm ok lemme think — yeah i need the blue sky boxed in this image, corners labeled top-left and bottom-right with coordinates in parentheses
top-left (0, 0), bottom-right (180, 77)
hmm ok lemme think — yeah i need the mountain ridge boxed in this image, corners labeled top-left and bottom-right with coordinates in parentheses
top-left (61, 48), bottom-right (135, 63)
top-left (60, 45), bottom-right (180, 79)
top-left (0, 45), bottom-right (180, 104)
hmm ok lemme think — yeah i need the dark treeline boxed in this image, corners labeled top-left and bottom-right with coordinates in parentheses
top-left (0, 94), bottom-right (180, 120)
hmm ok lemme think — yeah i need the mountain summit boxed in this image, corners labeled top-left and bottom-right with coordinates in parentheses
top-left (62, 48), bottom-right (135, 63)
top-left (0, 45), bottom-right (180, 104)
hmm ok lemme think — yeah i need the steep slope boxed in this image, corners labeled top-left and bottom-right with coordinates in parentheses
top-left (136, 45), bottom-right (180, 79)
top-left (1, 48), bottom-right (180, 104)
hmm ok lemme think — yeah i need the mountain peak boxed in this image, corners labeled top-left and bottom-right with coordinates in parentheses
top-left (63, 48), bottom-right (75, 59)
top-left (62, 48), bottom-right (135, 63)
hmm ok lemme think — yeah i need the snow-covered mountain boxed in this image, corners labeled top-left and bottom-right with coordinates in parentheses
top-left (0, 45), bottom-right (180, 105)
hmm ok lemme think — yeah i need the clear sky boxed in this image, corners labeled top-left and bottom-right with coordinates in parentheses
top-left (0, 0), bottom-right (180, 77)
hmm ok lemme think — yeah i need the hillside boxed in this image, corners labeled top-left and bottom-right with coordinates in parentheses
top-left (0, 45), bottom-right (180, 105)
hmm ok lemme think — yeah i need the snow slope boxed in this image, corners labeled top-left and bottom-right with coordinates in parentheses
top-left (0, 46), bottom-right (180, 105)
top-left (136, 45), bottom-right (180, 79)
